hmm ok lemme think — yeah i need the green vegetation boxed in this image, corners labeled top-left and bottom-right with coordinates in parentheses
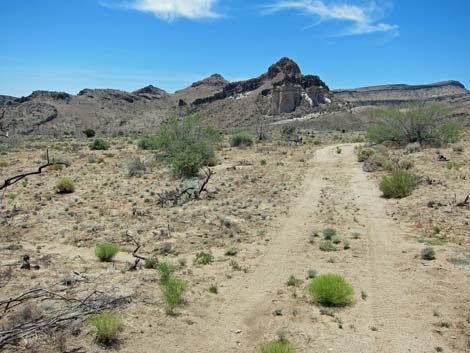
top-left (225, 247), bottom-right (239, 256)
top-left (161, 277), bottom-right (188, 315)
top-left (144, 256), bottom-right (158, 269)
top-left (153, 114), bottom-right (220, 177)
top-left (357, 146), bottom-right (374, 162)
top-left (90, 138), bottom-right (110, 150)
top-left (319, 240), bottom-right (337, 252)
top-left (258, 337), bottom-right (297, 353)
top-left (368, 103), bottom-right (461, 145)
top-left (137, 136), bottom-right (159, 150)
top-left (156, 262), bottom-right (175, 284)
top-left (94, 243), bottom-right (119, 262)
top-left (287, 275), bottom-right (303, 287)
top-left (194, 252), bottom-right (214, 265)
top-left (336, 146), bottom-right (342, 154)
top-left (421, 247), bottom-right (436, 260)
top-left (55, 177), bottom-right (75, 194)
top-left (230, 132), bottom-right (254, 147)
top-left (379, 170), bottom-right (416, 199)
top-left (83, 129), bottom-right (96, 138)
top-left (308, 274), bottom-right (354, 306)
top-left (90, 312), bottom-right (122, 344)
top-left (322, 228), bottom-right (337, 240)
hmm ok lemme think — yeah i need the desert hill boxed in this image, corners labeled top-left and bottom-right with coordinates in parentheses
top-left (0, 58), bottom-right (468, 136)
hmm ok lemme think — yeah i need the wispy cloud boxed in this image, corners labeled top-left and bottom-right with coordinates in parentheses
top-left (109, 0), bottom-right (221, 21)
top-left (262, 0), bottom-right (398, 36)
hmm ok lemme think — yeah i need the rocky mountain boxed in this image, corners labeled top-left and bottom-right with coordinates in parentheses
top-left (0, 58), bottom-right (468, 136)
top-left (333, 81), bottom-right (469, 106)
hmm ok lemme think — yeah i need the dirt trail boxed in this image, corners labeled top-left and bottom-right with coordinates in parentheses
top-left (139, 144), bottom-right (450, 353)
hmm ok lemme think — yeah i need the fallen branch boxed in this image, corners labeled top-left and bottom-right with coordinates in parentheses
top-left (125, 232), bottom-right (148, 271)
top-left (1, 149), bottom-right (69, 192)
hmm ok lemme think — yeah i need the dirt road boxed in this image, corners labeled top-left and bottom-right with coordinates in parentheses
top-left (132, 144), bottom-right (465, 353)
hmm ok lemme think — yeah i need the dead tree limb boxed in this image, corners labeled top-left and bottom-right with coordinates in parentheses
top-left (125, 232), bottom-right (148, 271)
top-left (157, 167), bottom-right (214, 207)
top-left (0, 149), bottom-right (69, 192)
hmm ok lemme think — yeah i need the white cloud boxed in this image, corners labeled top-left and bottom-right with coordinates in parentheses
top-left (127, 0), bottom-right (220, 21)
top-left (262, 0), bottom-right (398, 36)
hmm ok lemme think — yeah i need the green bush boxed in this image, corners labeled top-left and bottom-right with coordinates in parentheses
top-left (95, 243), bottom-right (119, 262)
top-left (137, 136), bottom-right (159, 150)
top-left (90, 312), bottom-right (122, 344)
top-left (230, 132), bottom-right (254, 147)
top-left (421, 247), bottom-right (436, 260)
top-left (379, 170), bottom-right (416, 199)
top-left (162, 277), bottom-right (188, 314)
top-left (368, 103), bottom-right (461, 145)
top-left (156, 262), bottom-right (174, 284)
top-left (155, 114), bottom-right (220, 177)
top-left (319, 241), bottom-right (337, 252)
top-left (357, 146), bottom-right (374, 162)
top-left (83, 129), bottom-right (96, 138)
top-left (55, 177), bottom-right (75, 194)
top-left (90, 138), bottom-right (109, 150)
top-left (259, 339), bottom-right (297, 353)
top-left (144, 256), bottom-right (158, 269)
top-left (194, 252), bottom-right (213, 265)
top-left (322, 228), bottom-right (337, 240)
top-left (399, 160), bottom-right (415, 170)
top-left (308, 274), bottom-right (354, 306)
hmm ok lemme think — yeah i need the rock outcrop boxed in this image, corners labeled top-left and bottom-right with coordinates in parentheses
top-left (333, 81), bottom-right (469, 106)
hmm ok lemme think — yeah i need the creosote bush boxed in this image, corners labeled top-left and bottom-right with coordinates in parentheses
top-left (230, 132), bottom-right (254, 147)
top-left (153, 114), bottom-right (220, 177)
top-left (90, 138), bottom-right (109, 150)
top-left (368, 103), bottom-right (461, 145)
top-left (90, 312), bottom-right (122, 344)
top-left (308, 274), bottom-right (354, 306)
top-left (95, 243), bottom-right (119, 262)
top-left (55, 177), bottom-right (75, 194)
top-left (379, 170), bottom-right (416, 199)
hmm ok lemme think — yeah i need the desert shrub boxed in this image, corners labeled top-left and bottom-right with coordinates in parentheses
top-left (308, 274), bottom-right (354, 306)
top-left (90, 312), bottom-right (122, 344)
top-left (156, 262), bottom-right (174, 284)
top-left (127, 157), bottom-right (146, 177)
top-left (259, 339), bottom-right (297, 353)
top-left (379, 170), bottom-right (416, 198)
top-left (209, 285), bottom-right (218, 294)
top-left (225, 247), bottom-right (239, 256)
top-left (83, 129), bottom-right (96, 138)
top-left (306, 269), bottom-right (317, 279)
top-left (281, 125), bottom-right (296, 139)
top-left (95, 243), bottom-right (119, 262)
top-left (230, 132), bottom-right (254, 147)
top-left (155, 114), bottom-right (220, 177)
top-left (357, 146), bottom-right (374, 162)
top-left (55, 177), bottom-right (74, 194)
top-left (322, 228), bottom-right (337, 240)
top-left (162, 277), bottom-right (188, 314)
top-left (331, 235), bottom-right (342, 244)
top-left (319, 240), bottom-right (337, 252)
top-left (363, 153), bottom-right (388, 172)
top-left (287, 275), bottom-right (303, 287)
top-left (383, 160), bottom-right (395, 171)
top-left (336, 146), bottom-right (342, 154)
top-left (90, 138), bottom-right (109, 150)
top-left (421, 247), bottom-right (436, 260)
top-left (0, 161), bottom-right (8, 168)
top-left (399, 160), bottom-right (414, 170)
top-left (368, 103), bottom-right (462, 145)
top-left (405, 142), bottom-right (422, 153)
top-left (144, 256), bottom-right (158, 269)
top-left (194, 252), bottom-right (213, 265)
top-left (137, 136), bottom-right (159, 150)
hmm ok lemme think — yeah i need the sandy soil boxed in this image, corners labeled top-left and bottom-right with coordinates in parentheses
top-left (0, 135), bottom-right (469, 353)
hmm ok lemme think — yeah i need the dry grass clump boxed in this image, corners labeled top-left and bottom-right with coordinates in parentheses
top-left (90, 312), bottom-right (122, 344)
top-left (55, 177), bottom-right (75, 194)
top-left (379, 170), bottom-right (416, 199)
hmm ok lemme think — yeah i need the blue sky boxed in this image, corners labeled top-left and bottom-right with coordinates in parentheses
top-left (1, 0), bottom-right (469, 97)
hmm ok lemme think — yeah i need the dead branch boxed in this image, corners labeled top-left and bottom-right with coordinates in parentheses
top-left (0, 149), bottom-right (69, 192)
top-left (0, 287), bottom-right (132, 349)
top-left (157, 167), bottom-right (214, 207)
top-left (125, 232), bottom-right (148, 271)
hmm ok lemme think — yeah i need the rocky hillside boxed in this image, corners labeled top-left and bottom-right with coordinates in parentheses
top-left (0, 58), bottom-right (469, 136)
top-left (333, 81), bottom-right (470, 106)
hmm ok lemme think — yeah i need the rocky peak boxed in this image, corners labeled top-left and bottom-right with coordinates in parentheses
top-left (267, 57), bottom-right (301, 79)
top-left (191, 74), bottom-right (228, 88)
top-left (133, 85), bottom-right (168, 97)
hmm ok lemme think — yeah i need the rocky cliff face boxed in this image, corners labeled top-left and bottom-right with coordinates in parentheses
top-left (333, 81), bottom-right (470, 106)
